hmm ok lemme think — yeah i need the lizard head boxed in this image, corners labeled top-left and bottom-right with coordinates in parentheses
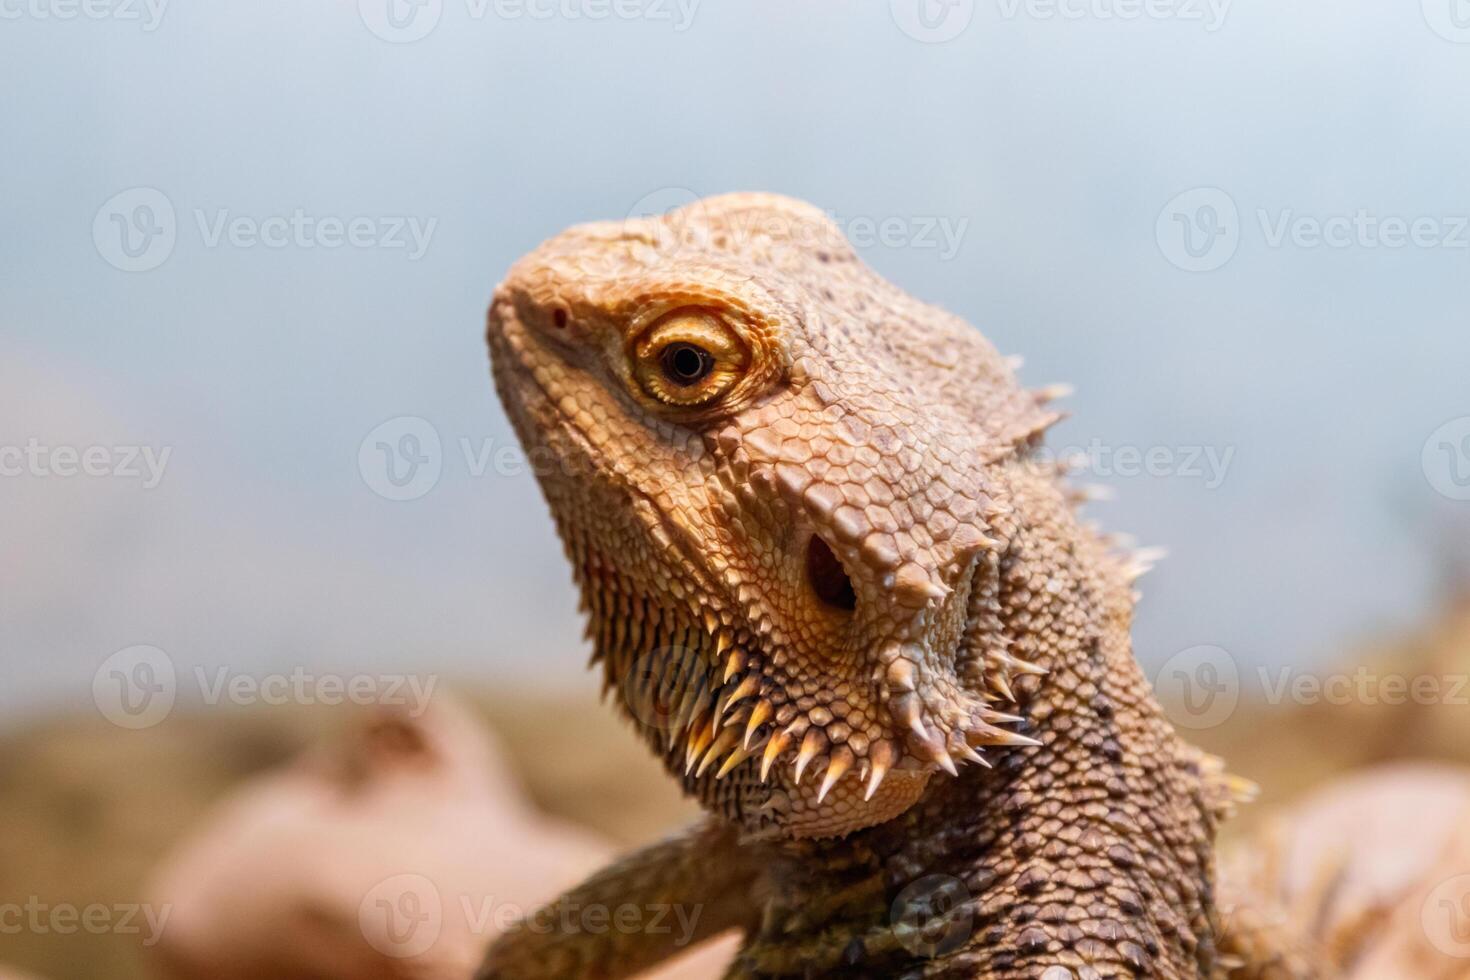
top-left (487, 193), bottom-right (1059, 838)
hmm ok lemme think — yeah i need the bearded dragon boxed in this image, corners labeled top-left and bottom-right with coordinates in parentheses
top-left (477, 193), bottom-right (1301, 979)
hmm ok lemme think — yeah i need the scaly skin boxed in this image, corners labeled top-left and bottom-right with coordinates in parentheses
top-left (478, 194), bottom-right (1283, 978)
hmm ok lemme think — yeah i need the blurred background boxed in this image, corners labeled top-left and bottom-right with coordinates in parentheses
top-left (4, 2), bottom-right (1470, 978)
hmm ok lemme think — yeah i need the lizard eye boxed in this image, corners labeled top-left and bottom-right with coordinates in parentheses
top-left (659, 342), bottom-right (714, 387)
top-left (632, 310), bottom-right (749, 409)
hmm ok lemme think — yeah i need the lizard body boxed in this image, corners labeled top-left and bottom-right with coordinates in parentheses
top-left (479, 194), bottom-right (1279, 979)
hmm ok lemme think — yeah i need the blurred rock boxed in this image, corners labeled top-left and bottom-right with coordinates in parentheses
top-left (143, 696), bottom-right (723, 979)
top-left (1223, 762), bottom-right (1470, 978)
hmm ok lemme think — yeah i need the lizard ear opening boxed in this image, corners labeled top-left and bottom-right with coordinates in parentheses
top-left (806, 534), bottom-right (857, 611)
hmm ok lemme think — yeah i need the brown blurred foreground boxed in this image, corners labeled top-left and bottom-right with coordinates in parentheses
top-left (0, 687), bottom-right (698, 980)
top-left (1, 598), bottom-right (1468, 980)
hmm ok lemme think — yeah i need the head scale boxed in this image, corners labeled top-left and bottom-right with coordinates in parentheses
top-left (487, 193), bottom-right (1057, 838)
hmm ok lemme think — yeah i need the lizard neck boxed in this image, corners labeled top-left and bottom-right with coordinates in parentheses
top-left (738, 462), bottom-right (1226, 978)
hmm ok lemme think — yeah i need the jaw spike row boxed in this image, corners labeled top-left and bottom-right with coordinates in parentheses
top-left (695, 726), bottom-right (740, 778)
top-left (966, 725), bottom-right (1043, 749)
top-left (684, 715), bottom-right (713, 773)
top-left (760, 729), bottom-right (793, 782)
top-left (864, 740), bottom-right (898, 801)
top-left (957, 742), bottom-right (988, 766)
top-left (743, 700), bottom-right (773, 750)
top-left (816, 747), bottom-right (855, 804)
top-left (716, 741), bottom-right (760, 779)
top-left (673, 679), bottom-right (708, 734)
top-left (715, 673), bottom-right (760, 728)
top-left (793, 728), bottom-right (827, 784)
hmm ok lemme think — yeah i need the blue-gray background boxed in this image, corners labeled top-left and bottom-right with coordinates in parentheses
top-left (4, 0), bottom-right (1469, 723)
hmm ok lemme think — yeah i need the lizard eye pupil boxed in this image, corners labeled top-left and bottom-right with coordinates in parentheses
top-left (660, 343), bottom-right (714, 387)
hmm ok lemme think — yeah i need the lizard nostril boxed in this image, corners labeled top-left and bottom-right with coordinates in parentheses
top-left (806, 534), bottom-right (856, 611)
